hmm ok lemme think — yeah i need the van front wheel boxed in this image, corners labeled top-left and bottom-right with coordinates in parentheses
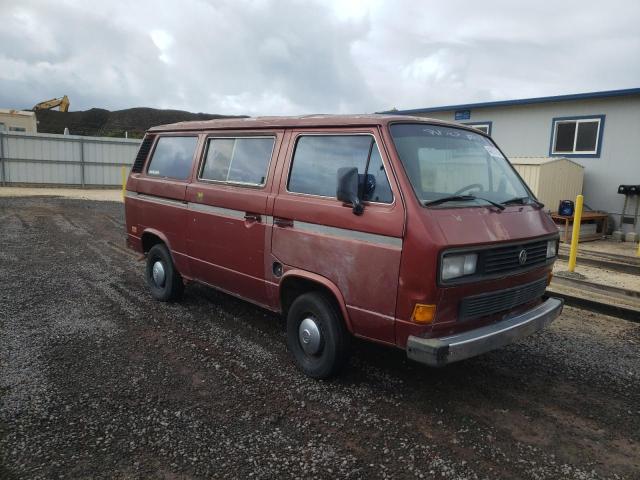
top-left (145, 243), bottom-right (184, 301)
top-left (286, 292), bottom-right (350, 379)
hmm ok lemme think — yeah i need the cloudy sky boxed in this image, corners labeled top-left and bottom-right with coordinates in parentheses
top-left (1, 0), bottom-right (639, 115)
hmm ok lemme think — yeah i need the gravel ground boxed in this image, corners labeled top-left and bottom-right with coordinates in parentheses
top-left (553, 260), bottom-right (640, 292)
top-left (559, 239), bottom-right (639, 260)
top-left (1, 196), bottom-right (639, 480)
top-left (0, 187), bottom-right (122, 202)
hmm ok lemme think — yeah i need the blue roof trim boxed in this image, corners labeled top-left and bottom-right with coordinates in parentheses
top-left (383, 87), bottom-right (640, 114)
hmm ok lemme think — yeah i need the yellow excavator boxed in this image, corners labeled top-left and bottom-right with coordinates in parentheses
top-left (33, 95), bottom-right (70, 112)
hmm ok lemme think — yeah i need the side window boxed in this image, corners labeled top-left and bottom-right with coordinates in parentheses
top-left (147, 136), bottom-right (198, 180)
top-left (288, 135), bottom-right (393, 203)
top-left (363, 147), bottom-right (393, 203)
top-left (200, 137), bottom-right (274, 186)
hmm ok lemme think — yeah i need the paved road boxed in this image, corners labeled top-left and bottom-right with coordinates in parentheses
top-left (1, 196), bottom-right (638, 479)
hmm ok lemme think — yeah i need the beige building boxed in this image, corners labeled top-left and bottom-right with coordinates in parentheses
top-left (0, 109), bottom-right (37, 134)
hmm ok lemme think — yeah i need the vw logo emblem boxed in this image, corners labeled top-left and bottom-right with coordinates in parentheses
top-left (518, 249), bottom-right (528, 265)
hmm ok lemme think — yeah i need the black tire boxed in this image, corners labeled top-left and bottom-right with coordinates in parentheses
top-left (286, 292), bottom-right (351, 379)
top-left (145, 243), bottom-right (184, 301)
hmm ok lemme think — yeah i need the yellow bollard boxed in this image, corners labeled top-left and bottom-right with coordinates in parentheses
top-left (637, 239), bottom-right (640, 257)
top-left (568, 194), bottom-right (584, 272)
top-left (121, 166), bottom-right (127, 201)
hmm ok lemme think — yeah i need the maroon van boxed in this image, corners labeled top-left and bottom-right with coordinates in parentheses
top-left (124, 115), bottom-right (563, 378)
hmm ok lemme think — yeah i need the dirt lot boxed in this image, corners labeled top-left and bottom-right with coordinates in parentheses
top-left (553, 259), bottom-right (640, 292)
top-left (0, 187), bottom-right (122, 202)
top-left (568, 239), bottom-right (639, 259)
top-left (1, 196), bottom-right (639, 480)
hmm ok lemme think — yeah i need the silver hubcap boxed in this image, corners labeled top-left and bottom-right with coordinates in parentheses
top-left (298, 317), bottom-right (322, 355)
top-left (152, 261), bottom-right (166, 287)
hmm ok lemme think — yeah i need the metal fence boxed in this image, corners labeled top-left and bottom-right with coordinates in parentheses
top-left (0, 131), bottom-right (141, 187)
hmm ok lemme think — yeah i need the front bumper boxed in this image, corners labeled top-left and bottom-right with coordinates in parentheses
top-left (406, 296), bottom-right (563, 366)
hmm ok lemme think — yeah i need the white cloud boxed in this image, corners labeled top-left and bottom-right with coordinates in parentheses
top-left (402, 53), bottom-right (452, 83)
top-left (150, 29), bottom-right (174, 64)
top-left (0, 0), bottom-right (638, 115)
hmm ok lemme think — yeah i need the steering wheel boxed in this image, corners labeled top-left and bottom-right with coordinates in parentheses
top-left (453, 183), bottom-right (484, 195)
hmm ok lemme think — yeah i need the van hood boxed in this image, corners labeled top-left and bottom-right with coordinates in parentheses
top-left (427, 206), bottom-right (557, 247)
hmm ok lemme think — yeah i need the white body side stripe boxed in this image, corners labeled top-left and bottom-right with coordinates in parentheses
top-left (292, 220), bottom-right (402, 248)
top-left (126, 191), bottom-right (185, 208)
top-left (188, 202), bottom-right (246, 219)
top-left (126, 191), bottom-right (403, 247)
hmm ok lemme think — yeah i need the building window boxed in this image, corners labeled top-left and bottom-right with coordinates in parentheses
top-left (550, 115), bottom-right (604, 157)
top-left (464, 122), bottom-right (492, 135)
top-left (9, 126), bottom-right (26, 132)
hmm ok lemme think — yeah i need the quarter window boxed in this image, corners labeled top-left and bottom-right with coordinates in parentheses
top-left (364, 146), bottom-right (394, 203)
top-left (288, 135), bottom-right (393, 203)
top-left (147, 136), bottom-right (198, 180)
top-left (200, 137), bottom-right (274, 186)
top-left (551, 117), bottom-right (603, 155)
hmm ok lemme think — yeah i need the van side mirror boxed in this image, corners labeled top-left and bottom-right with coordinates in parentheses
top-left (336, 167), bottom-right (364, 215)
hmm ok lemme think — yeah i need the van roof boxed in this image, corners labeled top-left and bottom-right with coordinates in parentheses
top-left (148, 114), bottom-right (470, 132)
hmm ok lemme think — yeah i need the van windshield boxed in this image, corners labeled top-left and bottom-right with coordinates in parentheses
top-left (389, 123), bottom-right (531, 207)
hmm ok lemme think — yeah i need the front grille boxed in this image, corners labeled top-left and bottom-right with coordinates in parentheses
top-left (131, 136), bottom-right (154, 173)
top-left (481, 239), bottom-right (548, 275)
top-left (458, 277), bottom-right (547, 321)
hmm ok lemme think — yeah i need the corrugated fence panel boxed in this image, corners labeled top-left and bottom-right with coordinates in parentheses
top-left (0, 132), bottom-right (141, 186)
top-left (5, 158), bottom-right (81, 184)
top-left (83, 140), bottom-right (138, 185)
top-left (85, 164), bottom-right (122, 185)
top-left (83, 140), bottom-right (138, 165)
top-left (6, 134), bottom-right (80, 162)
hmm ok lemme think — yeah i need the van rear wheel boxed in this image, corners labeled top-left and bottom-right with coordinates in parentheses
top-left (145, 243), bottom-right (184, 301)
top-left (286, 292), bottom-right (350, 379)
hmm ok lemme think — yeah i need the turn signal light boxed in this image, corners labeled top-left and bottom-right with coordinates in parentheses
top-left (411, 304), bottom-right (436, 324)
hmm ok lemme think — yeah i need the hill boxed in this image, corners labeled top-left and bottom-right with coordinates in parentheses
top-left (35, 108), bottom-right (246, 138)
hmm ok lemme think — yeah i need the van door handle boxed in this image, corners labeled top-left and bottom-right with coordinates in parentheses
top-left (273, 217), bottom-right (293, 228)
top-left (244, 213), bottom-right (261, 222)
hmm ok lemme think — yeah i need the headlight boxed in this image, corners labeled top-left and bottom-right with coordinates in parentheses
top-left (441, 253), bottom-right (478, 281)
top-left (546, 239), bottom-right (558, 258)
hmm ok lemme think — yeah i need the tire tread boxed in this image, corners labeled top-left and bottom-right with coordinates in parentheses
top-left (287, 291), bottom-right (351, 379)
top-left (146, 243), bottom-right (184, 302)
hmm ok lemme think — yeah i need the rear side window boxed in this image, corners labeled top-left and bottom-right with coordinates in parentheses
top-left (288, 135), bottom-right (393, 203)
top-left (200, 137), bottom-right (275, 186)
top-left (147, 136), bottom-right (198, 180)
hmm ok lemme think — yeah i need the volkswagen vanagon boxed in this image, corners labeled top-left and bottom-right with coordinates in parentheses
top-left (124, 115), bottom-right (563, 378)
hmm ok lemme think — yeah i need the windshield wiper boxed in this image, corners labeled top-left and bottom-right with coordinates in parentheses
top-left (424, 195), bottom-right (505, 210)
top-left (501, 196), bottom-right (544, 208)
